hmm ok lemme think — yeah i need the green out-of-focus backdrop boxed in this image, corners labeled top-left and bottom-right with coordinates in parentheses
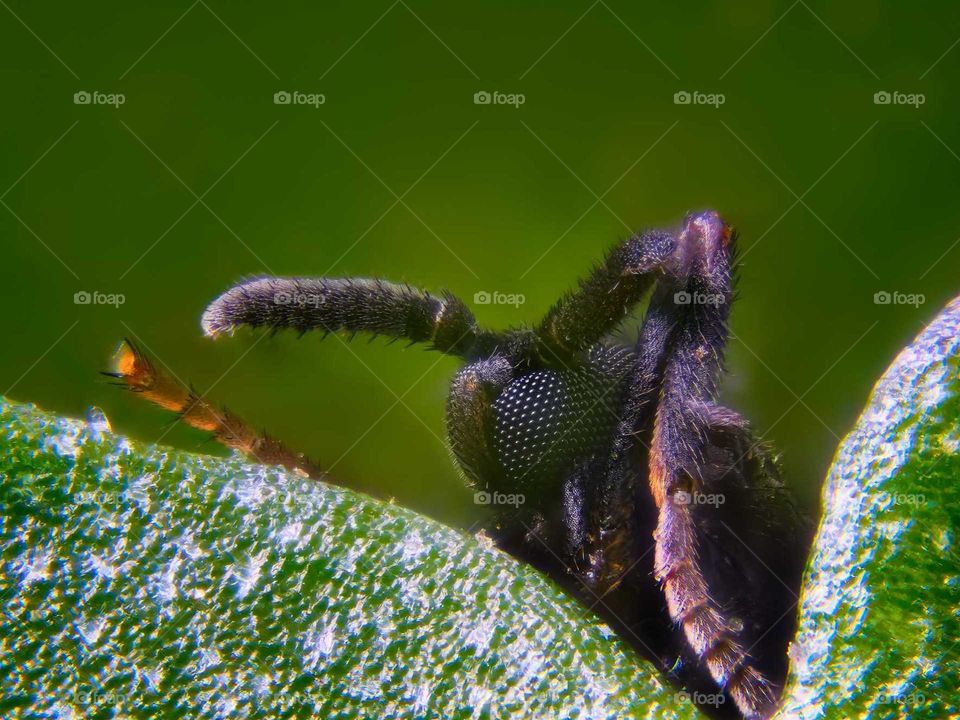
top-left (2, 1), bottom-right (958, 527)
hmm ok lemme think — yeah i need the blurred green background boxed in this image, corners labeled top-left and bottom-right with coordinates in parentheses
top-left (2, 1), bottom-right (958, 527)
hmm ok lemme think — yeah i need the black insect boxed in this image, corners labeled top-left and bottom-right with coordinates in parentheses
top-left (111, 210), bottom-right (809, 720)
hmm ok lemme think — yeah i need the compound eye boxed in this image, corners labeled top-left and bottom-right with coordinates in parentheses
top-left (491, 368), bottom-right (619, 488)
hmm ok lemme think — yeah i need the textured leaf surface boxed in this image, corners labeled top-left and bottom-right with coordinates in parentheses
top-left (779, 298), bottom-right (960, 719)
top-left (0, 398), bottom-right (699, 719)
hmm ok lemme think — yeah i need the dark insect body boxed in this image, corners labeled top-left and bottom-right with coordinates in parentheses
top-left (110, 211), bottom-right (810, 719)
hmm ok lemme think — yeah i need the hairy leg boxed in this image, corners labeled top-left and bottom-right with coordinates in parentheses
top-left (535, 228), bottom-right (683, 361)
top-left (646, 212), bottom-right (779, 719)
top-left (587, 281), bottom-right (681, 591)
top-left (105, 339), bottom-right (326, 481)
top-left (202, 277), bottom-right (495, 358)
top-left (691, 404), bottom-right (809, 699)
top-left (202, 226), bottom-right (685, 369)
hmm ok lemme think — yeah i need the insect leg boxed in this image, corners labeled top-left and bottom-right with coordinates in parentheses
top-left (587, 281), bottom-right (681, 590)
top-left (535, 227), bottom-right (683, 361)
top-left (648, 212), bottom-right (779, 719)
top-left (202, 277), bottom-right (499, 358)
top-left (105, 339), bottom-right (327, 481)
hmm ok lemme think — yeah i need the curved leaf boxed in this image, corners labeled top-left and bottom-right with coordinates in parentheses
top-left (0, 398), bottom-right (700, 719)
top-left (779, 298), bottom-right (960, 719)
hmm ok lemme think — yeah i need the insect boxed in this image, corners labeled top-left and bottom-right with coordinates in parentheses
top-left (110, 210), bottom-right (809, 719)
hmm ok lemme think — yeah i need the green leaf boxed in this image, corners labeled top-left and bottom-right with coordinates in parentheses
top-left (778, 298), bottom-right (960, 719)
top-left (0, 397), bottom-right (700, 719)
